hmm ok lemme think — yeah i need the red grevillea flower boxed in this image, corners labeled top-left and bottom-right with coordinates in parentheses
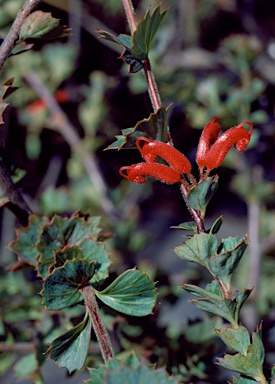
top-left (119, 162), bottom-right (182, 184)
top-left (196, 116), bottom-right (221, 170)
top-left (197, 120), bottom-right (253, 175)
top-left (136, 137), bottom-right (192, 174)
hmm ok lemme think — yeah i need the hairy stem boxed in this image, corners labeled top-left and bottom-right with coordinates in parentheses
top-left (0, 0), bottom-right (40, 70)
top-left (83, 285), bottom-right (115, 362)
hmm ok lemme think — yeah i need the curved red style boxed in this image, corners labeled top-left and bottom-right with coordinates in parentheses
top-left (119, 162), bottom-right (182, 184)
top-left (136, 137), bottom-right (192, 174)
top-left (196, 116), bottom-right (221, 169)
top-left (201, 121), bottom-right (253, 170)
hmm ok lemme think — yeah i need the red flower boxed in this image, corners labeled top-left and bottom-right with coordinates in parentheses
top-left (119, 162), bottom-right (182, 184)
top-left (136, 137), bottom-right (192, 174)
top-left (196, 119), bottom-right (253, 177)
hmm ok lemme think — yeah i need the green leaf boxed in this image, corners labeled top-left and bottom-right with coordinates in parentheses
top-left (174, 233), bottom-right (218, 268)
top-left (9, 215), bottom-right (49, 266)
top-left (41, 259), bottom-right (95, 310)
top-left (0, 78), bottom-right (14, 124)
top-left (10, 41), bottom-right (33, 56)
top-left (14, 354), bottom-right (38, 381)
top-left (48, 310), bottom-right (91, 373)
top-left (187, 176), bottom-right (218, 218)
top-left (208, 215), bottom-right (223, 234)
top-left (36, 215), bottom-right (93, 278)
top-left (234, 288), bottom-right (254, 321)
top-left (218, 324), bottom-right (265, 382)
top-left (106, 106), bottom-right (170, 150)
top-left (131, 5), bottom-right (168, 60)
top-left (95, 269), bottom-right (157, 316)
top-left (98, 31), bottom-right (132, 50)
top-left (105, 364), bottom-right (179, 384)
top-left (87, 352), bottom-right (140, 384)
top-left (170, 221), bottom-right (197, 231)
top-left (215, 325), bottom-right (251, 355)
top-left (19, 11), bottom-right (70, 41)
top-left (208, 236), bottom-right (248, 289)
top-left (231, 377), bottom-right (258, 383)
top-left (182, 284), bottom-right (237, 325)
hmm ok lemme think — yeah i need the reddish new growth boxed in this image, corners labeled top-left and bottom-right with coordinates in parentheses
top-left (196, 119), bottom-right (253, 179)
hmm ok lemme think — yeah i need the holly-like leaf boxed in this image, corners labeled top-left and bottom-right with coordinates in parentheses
top-left (208, 236), bottom-right (248, 289)
top-left (86, 352), bottom-right (140, 384)
top-left (41, 259), bottom-right (95, 310)
top-left (9, 215), bottom-right (49, 266)
top-left (36, 215), bottom-right (93, 278)
top-left (0, 78), bottom-right (14, 124)
top-left (174, 233), bottom-right (218, 268)
top-left (215, 325), bottom-right (251, 355)
top-left (106, 106), bottom-right (170, 150)
top-left (95, 269), bottom-right (157, 316)
top-left (131, 5), bottom-right (168, 60)
top-left (218, 324), bottom-right (265, 382)
top-left (105, 364), bottom-right (179, 384)
top-left (187, 176), bottom-right (218, 218)
top-left (48, 310), bottom-right (91, 373)
top-left (19, 11), bottom-right (70, 41)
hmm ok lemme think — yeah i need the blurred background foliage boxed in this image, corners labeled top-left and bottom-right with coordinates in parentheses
top-left (2, 0), bottom-right (275, 382)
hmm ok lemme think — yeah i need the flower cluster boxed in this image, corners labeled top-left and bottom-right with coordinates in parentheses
top-left (119, 118), bottom-right (253, 186)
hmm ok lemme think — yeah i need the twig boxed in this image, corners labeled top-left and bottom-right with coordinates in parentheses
top-left (83, 285), bottom-right (115, 363)
top-left (0, 0), bottom-right (40, 70)
top-left (24, 70), bottom-right (119, 223)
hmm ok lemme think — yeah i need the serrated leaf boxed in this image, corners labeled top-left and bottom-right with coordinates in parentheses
top-left (9, 215), bottom-right (49, 266)
top-left (41, 259), bottom-right (95, 310)
top-left (19, 11), bottom-right (70, 41)
top-left (215, 325), bottom-right (251, 355)
top-left (170, 221), bottom-right (197, 231)
top-left (218, 324), bottom-right (265, 382)
top-left (187, 176), bottom-right (218, 218)
top-left (0, 78), bottom-right (14, 124)
top-left (105, 364), bottom-right (179, 384)
top-left (209, 215), bottom-right (223, 234)
top-left (48, 310), bottom-right (91, 373)
top-left (174, 233), bottom-right (218, 268)
top-left (106, 106), bottom-right (170, 150)
top-left (36, 215), bottom-right (93, 278)
top-left (131, 5), bottom-right (168, 60)
top-left (86, 353), bottom-right (140, 384)
top-left (208, 236), bottom-right (248, 289)
top-left (95, 269), bottom-right (157, 316)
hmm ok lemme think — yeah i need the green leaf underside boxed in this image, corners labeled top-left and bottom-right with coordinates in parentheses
top-left (215, 325), bottom-right (251, 355)
top-left (9, 215), bottom-right (49, 266)
top-left (95, 269), bottom-right (157, 316)
top-left (131, 5), bottom-right (168, 60)
top-left (187, 176), bottom-right (218, 217)
top-left (87, 353), bottom-right (140, 384)
top-left (171, 221), bottom-right (197, 231)
top-left (0, 78), bottom-right (14, 124)
top-left (19, 11), bottom-right (70, 41)
top-left (174, 233), bottom-right (218, 268)
top-left (182, 284), bottom-right (253, 325)
top-left (208, 237), bottom-right (248, 288)
top-left (41, 259), bottom-right (95, 310)
top-left (36, 215), bottom-right (93, 278)
top-left (105, 364), bottom-right (179, 384)
top-left (106, 106), bottom-right (170, 150)
top-left (48, 310), bottom-right (91, 373)
top-left (218, 325), bottom-right (265, 382)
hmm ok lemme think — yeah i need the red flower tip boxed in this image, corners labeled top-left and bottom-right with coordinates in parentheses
top-left (119, 162), bottom-right (182, 184)
top-left (136, 137), bottom-right (192, 174)
top-left (196, 116), bottom-right (221, 169)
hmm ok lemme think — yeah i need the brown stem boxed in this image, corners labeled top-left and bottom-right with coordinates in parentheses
top-left (24, 71), bottom-right (118, 223)
top-left (143, 60), bottom-right (162, 112)
top-left (83, 285), bottom-right (114, 363)
top-left (0, 342), bottom-right (35, 352)
top-left (0, 0), bottom-right (40, 70)
top-left (180, 183), bottom-right (205, 233)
